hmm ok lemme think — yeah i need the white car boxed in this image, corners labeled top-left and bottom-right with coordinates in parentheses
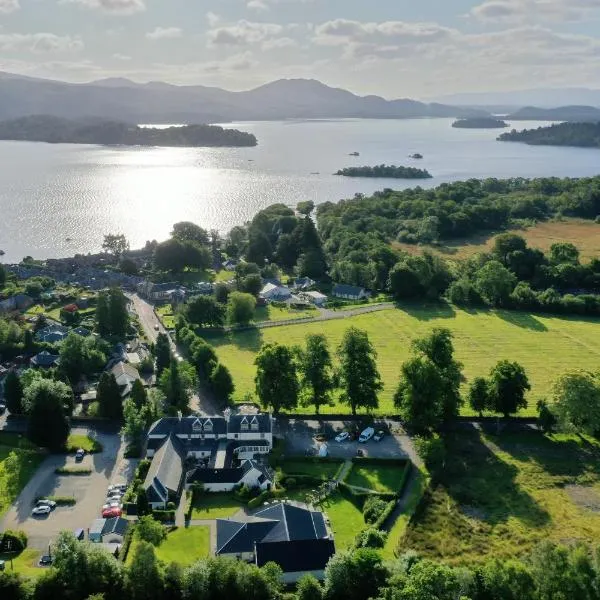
top-left (37, 499), bottom-right (57, 509)
top-left (32, 505), bottom-right (52, 516)
top-left (102, 501), bottom-right (121, 510)
top-left (335, 432), bottom-right (350, 443)
top-left (358, 427), bottom-right (375, 443)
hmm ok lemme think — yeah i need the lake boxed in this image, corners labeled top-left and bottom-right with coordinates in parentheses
top-left (0, 118), bottom-right (599, 263)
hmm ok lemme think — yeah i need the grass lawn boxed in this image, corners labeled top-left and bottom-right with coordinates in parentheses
top-left (278, 459), bottom-right (344, 480)
top-left (156, 305), bottom-right (177, 330)
top-left (0, 445), bottom-right (44, 519)
top-left (402, 430), bottom-right (600, 565)
top-left (322, 491), bottom-right (364, 550)
top-left (346, 462), bottom-right (409, 494)
top-left (66, 433), bottom-right (103, 454)
top-left (191, 493), bottom-right (244, 519)
top-left (215, 270), bottom-right (235, 282)
top-left (254, 305), bottom-right (316, 323)
top-left (206, 305), bottom-right (600, 416)
top-left (154, 526), bottom-right (210, 566)
top-left (0, 549), bottom-right (45, 578)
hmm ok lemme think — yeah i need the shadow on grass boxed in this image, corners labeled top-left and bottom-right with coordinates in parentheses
top-left (397, 302), bottom-right (456, 321)
top-left (495, 309), bottom-right (548, 332)
top-left (202, 327), bottom-right (264, 353)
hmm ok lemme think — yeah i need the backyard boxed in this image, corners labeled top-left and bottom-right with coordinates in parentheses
top-left (154, 526), bottom-right (210, 566)
top-left (401, 430), bottom-right (600, 565)
top-left (205, 305), bottom-right (600, 416)
top-left (346, 460), bottom-right (409, 494)
top-left (191, 492), bottom-right (244, 519)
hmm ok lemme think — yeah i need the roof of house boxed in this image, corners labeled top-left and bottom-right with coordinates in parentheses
top-left (73, 326), bottom-right (91, 337)
top-left (90, 518), bottom-right (106, 536)
top-left (254, 503), bottom-right (329, 543)
top-left (31, 351), bottom-right (60, 367)
top-left (62, 304), bottom-right (79, 313)
top-left (293, 277), bottom-right (316, 288)
top-left (101, 517), bottom-right (129, 537)
top-left (228, 413), bottom-right (272, 434)
top-left (110, 362), bottom-right (140, 394)
top-left (255, 538), bottom-right (335, 572)
top-left (147, 414), bottom-right (271, 438)
top-left (216, 519), bottom-right (279, 554)
top-left (144, 434), bottom-right (184, 496)
top-left (304, 291), bottom-right (328, 300)
top-left (332, 284), bottom-right (366, 297)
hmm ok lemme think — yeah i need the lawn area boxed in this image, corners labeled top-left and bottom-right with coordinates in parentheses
top-left (156, 305), bottom-right (177, 330)
top-left (278, 459), bottom-right (344, 480)
top-left (65, 433), bottom-right (103, 454)
top-left (154, 526), bottom-right (210, 566)
top-left (215, 270), bottom-right (235, 282)
top-left (253, 305), bottom-right (316, 323)
top-left (0, 549), bottom-right (44, 578)
top-left (191, 493), bottom-right (244, 519)
top-left (401, 430), bottom-right (600, 565)
top-left (206, 305), bottom-right (600, 416)
top-left (322, 491), bottom-right (364, 550)
top-left (346, 461), bottom-right (409, 494)
top-left (0, 444), bottom-right (44, 519)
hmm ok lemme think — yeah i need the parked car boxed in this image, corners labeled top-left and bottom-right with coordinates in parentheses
top-left (0, 403), bottom-right (6, 415)
top-left (38, 555), bottom-right (53, 566)
top-left (75, 448), bottom-right (85, 462)
top-left (318, 443), bottom-right (329, 457)
top-left (32, 505), bottom-right (52, 516)
top-left (36, 499), bottom-right (57, 509)
top-left (102, 507), bottom-right (122, 518)
top-left (73, 528), bottom-right (85, 541)
top-left (0, 559), bottom-right (6, 571)
top-left (102, 501), bottom-right (121, 510)
top-left (335, 432), bottom-right (350, 443)
top-left (373, 430), bottom-right (385, 442)
top-left (358, 427), bottom-right (375, 443)
top-left (108, 483), bottom-right (127, 494)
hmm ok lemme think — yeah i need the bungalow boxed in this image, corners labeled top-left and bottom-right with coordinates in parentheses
top-left (332, 284), bottom-right (370, 301)
top-left (223, 259), bottom-right (239, 271)
top-left (216, 502), bottom-right (335, 583)
top-left (291, 277), bottom-right (316, 291)
top-left (30, 351), bottom-right (60, 368)
top-left (35, 324), bottom-right (70, 344)
top-left (110, 361), bottom-right (141, 397)
top-left (137, 281), bottom-right (183, 303)
top-left (260, 283), bottom-right (292, 302)
top-left (188, 460), bottom-right (272, 493)
top-left (89, 517), bottom-right (129, 544)
top-left (302, 291), bottom-right (328, 307)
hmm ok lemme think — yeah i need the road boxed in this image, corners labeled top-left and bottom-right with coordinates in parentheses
top-left (0, 427), bottom-right (137, 552)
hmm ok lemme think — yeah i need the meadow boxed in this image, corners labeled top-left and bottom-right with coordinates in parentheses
top-left (204, 305), bottom-right (600, 416)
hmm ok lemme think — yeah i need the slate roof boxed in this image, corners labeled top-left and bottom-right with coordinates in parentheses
top-left (31, 351), bottom-right (60, 368)
top-left (101, 517), bottom-right (129, 537)
top-left (255, 503), bottom-right (328, 543)
top-left (144, 435), bottom-right (184, 496)
top-left (255, 539), bottom-right (335, 572)
top-left (228, 414), bottom-right (272, 434)
top-left (216, 519), bottom-right (279, 554)
top-left (147, 415), bottom-right (270, 437)
top-left (332, 284), bottom-right (366, 298)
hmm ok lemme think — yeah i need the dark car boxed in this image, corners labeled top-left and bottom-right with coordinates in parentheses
top-left (73, 528), bottom-right (85, 541)
top-left (38, 555), bottom-right (53, 566)
top-left (75, 448), bottom-right (85, 462)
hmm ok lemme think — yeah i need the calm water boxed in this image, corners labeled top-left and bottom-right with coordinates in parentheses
top-left (1, 118), bottom-right (599, 263)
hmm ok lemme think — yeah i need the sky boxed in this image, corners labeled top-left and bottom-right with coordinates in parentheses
top-left (1, 0), bottom-right (600, 98)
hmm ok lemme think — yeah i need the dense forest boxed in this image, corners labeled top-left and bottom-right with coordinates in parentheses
top-left (498, 121), bottom-right (600, 148)
top-left (452, 118), bottom-right (508, 128)
top-left (0, 115), bottom-right (258, 147)
top-left (335, 165), bottom-right (432, 179)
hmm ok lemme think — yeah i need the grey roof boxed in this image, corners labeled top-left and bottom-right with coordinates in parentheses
top-left (255, 538), bottom-right (335, 572)
top-left (31, 351), bottom-right (60, 367)
top-left (216, 519), bottom-right (278, 554)
top-left (101, 517), bottom-right (129, 537)
top-left (73, 326), bottom-right (91, 337)
top-left (90, 518), bottom-right (106, 536)
top-left (255, 503), bottom-right (328, 543)
top-left (144, 435), bottom-right (184, 496)
top-left (228, 414), bottom-right (272, 434)
top-left (148, 416), bottom-right (228, 437)
top-left (188, 466), bottom-right (247, 485)
top-left (332, 284), bottom-right (366, 297)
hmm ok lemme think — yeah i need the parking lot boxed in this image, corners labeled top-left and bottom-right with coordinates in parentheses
top-left (275, 418), bottom-right (420, 464)
top-left (0, 427), bottom-right (137, 553)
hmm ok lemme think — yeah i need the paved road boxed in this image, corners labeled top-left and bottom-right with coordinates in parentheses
top-left (0, 427), bottom-right (137, 552)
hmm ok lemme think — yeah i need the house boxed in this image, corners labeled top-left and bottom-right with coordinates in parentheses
top-left (259, 283), bottom-right (292, 302)
top-left (216, 502), bottom-right (335, 582)
top-left (332, 284), bottom-right (370, 301)
top-left (72, 326), bottom-right (91, 337)
top-left (302, 291), bottom-right (328, 307)
top-left (0, 294), bottom-right (34, 313)
top-left (223, 259), bottom-right (238, 271)
top-left (291, 277), bottom-right (316, 291)
top-left (35, 324), bottom-right (70, 344)
top-left (110, 361), bottom-right (142, 397)
top-left (77, 297), bottom-right (90, 309)
top-left (62, 303), bottom-right (79, 314)
top-left (137, 281), bottom-right (183, 303)
top-left (126, 352), bottom-right (141, 367)
top-left (194, 282), bottom-right (214, 296)
top-left (89, 517), bottom-right (129, 544)
top-left (30, 351), bottom-right (60, 368)
top-left (144, 413), bottom-right (274, 508)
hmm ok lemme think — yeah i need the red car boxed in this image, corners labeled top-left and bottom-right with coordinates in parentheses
top-left (102, 507), bottom-right (122, 518)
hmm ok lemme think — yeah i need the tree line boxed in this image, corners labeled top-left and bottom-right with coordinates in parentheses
top-left (499, 121), bottom-right (600, 148)
top-left (335, 165), bottom-right (432, 179)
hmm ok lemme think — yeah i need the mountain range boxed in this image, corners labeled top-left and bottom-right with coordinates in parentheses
top-left (0, 72), bottom-right (487, 123)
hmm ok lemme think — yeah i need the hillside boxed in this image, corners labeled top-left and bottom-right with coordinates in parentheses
top-left (0, 71), bottom-right (488, 123)
top-left (507, 105), bottom-right (600, 121)
top-left (0, 116), bottom-right (257, 147)
top-left (498, 121), bottom-right (600, 148)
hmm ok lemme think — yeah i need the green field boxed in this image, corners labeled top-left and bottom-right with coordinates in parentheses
top-left (154, 526), bottom-right (210, 566)
top-left (66, 433), bottom-right (103, 454)
top-left (402, 431), bottom-right (600, 565)
top-left (205, 305), bottom-right (600, 415)
top-left (278, 459), bottom-right (344, 480)
top-left (191, 493), bottom-right (244, 519)
top-left (254, 305), bottom-right (315, 323)
top-left (0, 548), bottom-right (44, 578)
top-left (346, 462), bottom-right (409, 494)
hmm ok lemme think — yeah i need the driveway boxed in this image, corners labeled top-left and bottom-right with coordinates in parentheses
top-left (275, 418), bottom-right (421, 465)
top-left (0, 427), bottom-right (137, 553)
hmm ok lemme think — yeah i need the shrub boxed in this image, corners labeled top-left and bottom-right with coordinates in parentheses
top-left (372, 500), bottom-right (397, 530)
top-left (36, 496), bottom-right (76, 506)
top-left (152, 510), bottom-right (175, 523)
top-left (362, 496), bottom-right (388, 524)
top-left (0, 530), bottom-right (28, 553)
top-left (137, 515), bottom-right (166, 546)
top-left (55, 467), bottom-right (92, 475)
top-left (355, 528), bottom-right (387, 549)
top-left (166, 502), bottom-right (176, 511)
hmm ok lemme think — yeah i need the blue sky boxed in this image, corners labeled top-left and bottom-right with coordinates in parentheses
top-left (1, 0), bottom-right (600, 97)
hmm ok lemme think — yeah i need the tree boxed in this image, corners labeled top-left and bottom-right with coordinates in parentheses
top-left (493, 233), bottom-right (527, 265)
top-left (0, 570), bottom-right (29, 600)
top-left (468, 377), bottom-right (490, 417)
top-left (552, 371), bottom-right (600, 434)
top-left (355, 528), bottom-right (387, 549)
top-left (171, 221), bottom-right (209, 246)
top-left (415, 434), bottom-right (447, 478)
top-left (209, 362), bottom-right (234, 406)
top-left (59, 334), bottom-right (106, 384)
top-left (136, 515), bottom-right (166, 546)
top-left (102, 233), bottom-right (129, 258)
top-left (477, 558), bottom-right (535, 600)
top-left (297, 574), bottom-right (323, 600)
top-left (186, 295), bottom-right (225, 327)
top-left (298, 334), bottom-right (335, 415)
top-left (213, 282), bottom-right (230, 304)
top-left (130, 379), bottom-right (148, 410)
top-left (154, 333), bottom-right (171, 377)
top-left (163, 562), bottom-right (184, 600)
top-left (0, 264), bottom-right (5, 289)
top-left (96, 289), bottom-right (129, 338)
top-left (488, 360), bottom-right (530, 417)
top-left (159, 359), bottom-right (196, 414)
top-left (122, 398), bottom-right (145, 456)
top-left (275, 233), bottom-right (300, 269)
top-left (337, 328), bottom-right (382, 415)
top-left (154, 238), bottom-right (211, 273)
top-left (4, 371), bottom-right (24, 415)
top-left (239, 273), bottom-right (262, 296)
top-left (126, 541), bottom-right (164, 600)
top-left (537, 399), bottom-right (557, 434)
top-left (550, 242), bottom-right (580, 265)
top-left (475, 260), bottom-right (517, 306)
top-left (297, 200), bottom-right (315, 216)
top-left (25, 379), bottom-right (71, 450)
top-left (136, 487), bottom-right (150, 517)
top-left (97, 372), bottom-right (123, 420)
top-left (95, 293), bottom-right (110, 337)
top-left (254, 343), bottom-right (299, 414)
top-left (246, 231), bottom-right (272, 265)
top-left (227, 291), bottom-right (256, 325)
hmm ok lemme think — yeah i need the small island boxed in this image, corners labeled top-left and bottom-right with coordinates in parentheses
top-left (452, 118), bottom-right (509, 129)
top-left (0, 115), bottom-right (257, 147)
top-left (410, 153), bottom-right (423, 159)
top-left (335, 164), bottom-right (432, 179)
top-left (498, 122), bottom-right (600, 148)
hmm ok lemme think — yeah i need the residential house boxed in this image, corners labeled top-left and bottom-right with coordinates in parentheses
top-left (35, 324), bottom-right (70, 344)
top-left (144, 413), bottom-right (274, 509)
top-left (0, 294), bottom-right (34, 313)
top-left (110, 361), bottom-right (142, 397)
top-left (30, 351), bottom-right (60, 368)
top-left (259, 283), bottom-right (292, 302)
top-left (332, 284), bottom-right (370, 301)
top-left (72, 326), bottom-right (91, 337)
top-left (216, 502), bottom-right (335, 583)
top-left (302, 291), bottom-right (328, 307)
top-left (291, 277), bottom-right (316, 291)
top-left (223, 259), bottom-right (238, 271)
top-left (89, 517), bottom-right (129, 544)
top-left (62, 303), bottom-right (79, 314)
top-left (194, 282), bottom-right (214, 296)
top-left (137, 281), bottom-right (183, 303)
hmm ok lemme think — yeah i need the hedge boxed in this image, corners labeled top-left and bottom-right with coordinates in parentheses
top-left (152, 510), bottom-right (175, 523)
top-left (372, 499), bottom-right (397, 530)
top-left (35, 496), bottom-right (76, 506)
top-left (119, 523), bottom-right (136, 563)
top-left (248, 489), bottom-right (286, 510)
top-left (0, 530), bottom-right (28, 553)
top-left (55, 467), bottom-right (92, 475)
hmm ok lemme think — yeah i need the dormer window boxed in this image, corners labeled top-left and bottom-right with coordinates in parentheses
top-left (250, 416), bottom-right (259, 431)
top-left (192, 419), bottom-right (202, 432)
top-left (240, 416), bottom-right (249, 431)
top-left (204, 419), bottom-right (213, 432)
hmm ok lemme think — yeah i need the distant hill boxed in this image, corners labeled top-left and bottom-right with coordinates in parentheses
top-left (0, 115), bottom-right (257, 147)
top-left (507, 105), bottom-right (600, 122)
top-left (498, 122), bottom-right (600, 148)
top-left (0, 72), bottom-right (488, 123)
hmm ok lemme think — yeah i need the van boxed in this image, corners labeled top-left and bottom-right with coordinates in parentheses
top-left (358, 427), bottom-right (375, 443)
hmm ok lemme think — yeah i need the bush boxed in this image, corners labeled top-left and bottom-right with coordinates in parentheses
top-left (55, 467), bottom-right (92, 475)
top-left (166, 502), bottom-right (176, 511)
top-left (152, 510), bottom-right (175, 523)
top-left (362, 496), bottom-right (388, 524)
top-left (372, 500), bottom-right (397, 530)
top-left (137, 515), bottom-right (166, 546)
top-left (355, 528), bottom-right (387, 549)
top-left (36, 496), bottom-right (76, 506)
top-left (0, 530), bottom-right (28, 553)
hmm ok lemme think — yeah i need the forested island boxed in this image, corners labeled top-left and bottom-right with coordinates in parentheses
top-left (0, 115), bottom-right (257, 147)
top-left (452, 117), bottom-right (508, 129)
top-left (498, 121), bottom-right (600, 148)
top-left (335, 164), bottom-right (432, 179)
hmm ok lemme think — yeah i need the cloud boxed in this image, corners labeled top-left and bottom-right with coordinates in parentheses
top-left (60, 0), bottom-right (145, 15)
top-left (0, 32), bottom-right (84, 53)
top-left (469, 0), bottom-right (600, 23)
top-left (261, 36), bottom-right (297, 50)
top-left (207, 19), bottom-right (284, 46)
top-left (112, 53), bottom-right (131, 60)
top-left (0, 0), bottom-right (19, 14)
top-left (246, 0), bottom-right (315, 10)
top-left (146, 27), bottom-right (182, 41)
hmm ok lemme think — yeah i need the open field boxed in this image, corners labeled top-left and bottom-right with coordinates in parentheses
top-left (154, 526), bottom-right (210, 566)
top-left (205, 305), bottom-right (600, 416)
top-left (0, 548), bottom-right (44, 578)
top-left (254, 305), bottom-right (316, 323)
top-left (191, 493), bottom-right (244, 519)
top-left (401, 430), bottom-right (600, 565)
top-left (346, 461), bottom-right (409, 493)
top-left (394, 219), bottom-right (600, 263)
